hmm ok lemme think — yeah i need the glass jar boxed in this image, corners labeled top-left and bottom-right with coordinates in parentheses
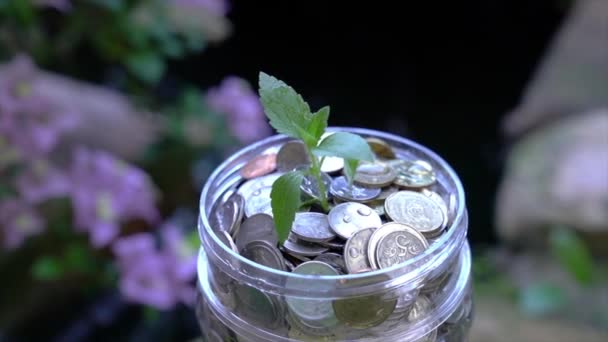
top-left (196, 128), bottom-right (472, 341)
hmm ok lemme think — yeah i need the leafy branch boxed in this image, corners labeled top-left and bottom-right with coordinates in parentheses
top-left (258, 72), bottom-right (374, 242)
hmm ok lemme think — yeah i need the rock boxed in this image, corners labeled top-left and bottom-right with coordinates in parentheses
top-left (495, 109), bottom-right (608, 243)
top-left (471, 294), bottom-right (608, 342)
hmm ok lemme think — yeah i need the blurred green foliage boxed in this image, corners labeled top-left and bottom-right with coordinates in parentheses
top-left (0, 0), bottom-right (222, 87)
top-left (549, 226), bottom-right (595, 285)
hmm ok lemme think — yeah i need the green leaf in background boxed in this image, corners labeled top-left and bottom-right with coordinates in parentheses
top-left (125, 51), bottom-right (166, 84)
top-left (519, 282), bottom-right (568, 317)
top-left (32, 256), bottom-right (64, 281)
top-left (270, 170), bottom-right (304, 243)
top-left (86, 0), bottom-right (124, 11)
top-left (307, 106), bottom-right (330, 143)
top-left (64, 243), bottom-right (95, 273)
top-left (549, 226), bottom-right (594, 285)
top-left (259, 72), bottom-right (312, 140)
top-left (313, 132), bottom-right (375, 162)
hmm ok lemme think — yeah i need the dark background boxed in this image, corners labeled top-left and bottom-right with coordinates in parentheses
top-left (174, 0), bottom-right (567, 247)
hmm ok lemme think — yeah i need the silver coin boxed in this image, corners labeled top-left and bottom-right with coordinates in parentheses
top-left (375, 224), bottom-right (429, 269)
top-left (280, 246), bottom-right (313, 264)
top-left (216, 230), bottom-right (239, 253)
top-left (284, 257), bottom-right (296, 272)
top-left (291, 212), bottom-right (336, 243)
top-left (241, 240), bottom-right (286, 271)
top-left (314, 253), bottom-right (346, 273)
top-left (234, 283), bottom-right (283, 329)
top-left (330, 176), bottom-right (381, 202)
top-left (238, 173), bottom-right (281, 198)
top-left (207, 194), bottom-right (230, 234)
top-left (320, 156), bottom-right (344, 174)
top-left (343, 227), bottom-right (376, 273)
top-left (421, 189), bottom-right (449, 231)
top-left (286, 312), bottom-right (338, 339)
top-left (367, 222), bottom-right (428, 269)
top-left (448, 193), bottom-right (457, 226)
top-left (234, 213), bottom-right (278, 253)
top-left (282, 233), bottom-right (329, 257)
top-left (408, 294), bottom-right (434, 323)
top-left (225, 193), bottom-right (245, 236)
top-left (377, 185), bottom-right (399, 201)
top-left (286, 261), bottom-right (340, 323)
top-left (207, 191), bottom-right (243, 235)
top-left (354, 162), bottom-right (397, 188)
top-left (384, 191), bottom-right (445, 237)
top-left (277, 140), bottom-right (311, 172)
top-left (317, 238), bottom-right (345, 250)
top-left (244, 185), bottom-right (273, 217)
top-left (328, 202), bottom-right (382, 239)
top-left (300, 172), bottom-right (332, 199)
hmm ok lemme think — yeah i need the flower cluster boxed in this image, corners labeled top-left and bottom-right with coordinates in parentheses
top-left (70, 147), bottom-right (160, 247)
top-left (0, 53), bottom-right (278, 313)
top-left (112, 223), bottom-right (197, 310)
top-left (0, 55), bottom-right (77, 249)
top-left (0, 55), bottom-right (77, 159)
top-left (207, 76), bottom-right (271, 143)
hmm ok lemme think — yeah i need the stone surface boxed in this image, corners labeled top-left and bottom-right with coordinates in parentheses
top-left (471, 294), bottom-right (608, 342)
top-left (495, 109), bottom-right (608, 244)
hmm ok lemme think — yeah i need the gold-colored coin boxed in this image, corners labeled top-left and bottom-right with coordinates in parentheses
top-left (353, 162), bottom-right (397, 188)
top-left (332, 273), bottom-right (397, 329)
top-left (384, 191), bottom-right (445, 236)
top-left (373, 223), bottom-right (429, 269)
top-left (391, 160), bottom-right (437, 189)
top-left (366, 137), bottom-right (396, 159)
top-left (421, 189), bottom-right (449, 232)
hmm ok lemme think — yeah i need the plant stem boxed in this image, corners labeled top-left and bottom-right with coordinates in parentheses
top-left (308, 150), bottom-right (329, 212)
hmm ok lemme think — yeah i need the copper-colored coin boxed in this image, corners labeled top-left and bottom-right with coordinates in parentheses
top-left (366, 137), bottom-right (396, 159)
top-left (240, 154), bottom-right (277, 179)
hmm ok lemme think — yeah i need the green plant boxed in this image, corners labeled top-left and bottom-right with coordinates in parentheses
top-left (258, 72), bottom-right (374, 242)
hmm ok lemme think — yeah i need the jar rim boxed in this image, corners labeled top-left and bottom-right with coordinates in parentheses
top-left (199, 127), bottom-right (466, 287)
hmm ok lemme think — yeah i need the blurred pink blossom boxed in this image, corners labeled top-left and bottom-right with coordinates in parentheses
top-left (207, 76), bottom-right (271, 144)
top-left (15, 159), bottom-right (70, 204)
top-left (0, 55), bottom-right (78, 157)
top-left (0, 198), bottom-right (45, 249)
top-left (71, 147), bottom-right (160, 247)
top-left (112, 223), bottom-right (197, 310)
top-left (173, 0), bottom-right (229, 16)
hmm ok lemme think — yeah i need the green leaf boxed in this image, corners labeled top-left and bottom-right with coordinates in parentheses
top-left (64, 244), bottom-right (93, 273)
top-left (270, 171), bottom-right (304, 243)
top-left (307, 106), bottom-right (330, 144)
top-left (125, 52), bottom-right (166, 84)
top-left (343, 158), bottom-right (360, 185)
top-left (549, 226), bottom-right (594, 285)
top-left (519, 282), bottom-right (568, 317)
top-left (313, 132), bottom-right (375, 162)
top-left (259, 72), bottom-right (312, 140)
top-left (32, 256), bottom-right (64, 281)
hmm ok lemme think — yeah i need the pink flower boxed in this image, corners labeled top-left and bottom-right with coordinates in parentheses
top-left (15, 159), bottom-right (70, 204)
top-left (112, 224), bottom-right (197, 309)
top-left (0, 54), bottom-right (78, 158)
top-left (207, 76), bottom-right (272, 144)
top-left (71, 147), bottom-right (159, 247)
top-left (0, 198), bottom-right (45, 249)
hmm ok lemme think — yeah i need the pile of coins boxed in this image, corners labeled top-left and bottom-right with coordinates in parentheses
top-left (206, 135), bottom-right (460, 339)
